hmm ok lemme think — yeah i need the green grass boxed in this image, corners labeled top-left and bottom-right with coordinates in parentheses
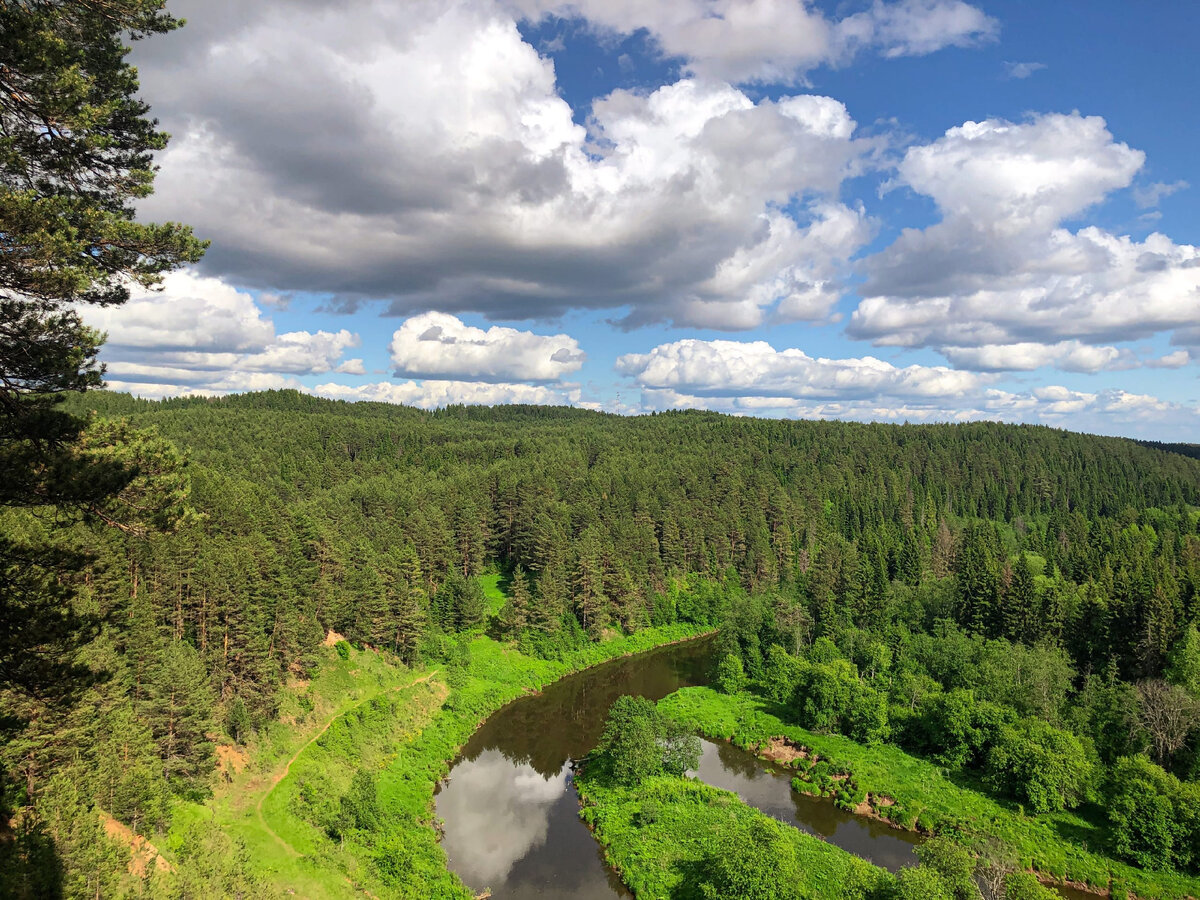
top-left (575, 771), bottom-right (892, 899)
top-left (164, 578), bottom-right (712, 900)
top-left (479, 571), bottom-right (507, 619)
top-left (165, 641), bottom-right (431, 900)
top-left (660, 687), bottom-right (1200, 900)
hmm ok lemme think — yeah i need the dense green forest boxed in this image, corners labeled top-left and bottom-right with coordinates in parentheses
top-left (7, 4), bottom-right (1200, 898)
top-left (3, 389), bottom-right (1200, 896)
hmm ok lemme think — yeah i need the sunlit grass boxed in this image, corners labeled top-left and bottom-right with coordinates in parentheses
top-left (660, 687), bottom-right (1200, 900)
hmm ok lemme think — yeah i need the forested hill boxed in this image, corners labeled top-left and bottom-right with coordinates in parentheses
top-left (73, 389), bottom-right (1199, 516)
top-left (54, 389), bottom-right (1200, 680)
top-left (1137, 438), bottom-right (1200, 462)
top-left (6, 388), bottom-right (1200, 895)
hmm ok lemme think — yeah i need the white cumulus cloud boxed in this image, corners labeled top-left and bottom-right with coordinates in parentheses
top-left (310, 380), bottom-right (577, 409)
top-left (939, 341), bottom-right (1134, 373)
top-left (134, 0), bottom-right (873, 330)
top-left (83, 271), bottom-right (362, 397)
top-left (616, 336), bottom-right (1197, 437)
top-left (616, 338), bottom-right (988, 400)
top-left (511, 0), bottom-right (995, 84)
top-left (851, 113), bottom-right (1200, 366)
top-left (389, 312), bottom-right (584, 381)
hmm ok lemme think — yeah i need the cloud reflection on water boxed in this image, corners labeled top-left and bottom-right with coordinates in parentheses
top-left (439, 748), bottom-right (569, 889)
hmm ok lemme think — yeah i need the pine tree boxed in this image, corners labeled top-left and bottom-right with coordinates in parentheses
top-left (391, 586), bottom-right (427, 666)
top-left (1002, 553), bottom-right (1039, 643)
top-left (531, 560), bottom-right (568, 634)
top-left (146, 640), bottom-right (215, 791)
top-left (573, 527), bottom-right (609, 637)
top-left (955, 523), bottom-right (999, 635)
top-left (92, 705), bottom-right (170, 835)
top-left (500, 565), bottom-right (533, 637)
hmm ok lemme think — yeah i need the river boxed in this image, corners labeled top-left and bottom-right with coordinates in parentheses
top-left (435, 638), bottom-right (938, 898)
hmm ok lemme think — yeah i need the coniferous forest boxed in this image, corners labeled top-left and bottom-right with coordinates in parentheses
top-left (5, 3), bottom-right (1200, 900)
top-left (3, 388), bottom-right (1200, 897)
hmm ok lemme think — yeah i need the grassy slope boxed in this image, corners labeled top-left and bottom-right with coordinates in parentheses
top-left (576, 772), bottom-right (892, 900)
top-left (479, 572), bottom-right (507, 619)
top-left (660, 687), bottom-right (1200, 900)
top-left (167, 643), bottom-right (432, 899)
top-left (166, 603), bottom-right (711, 899)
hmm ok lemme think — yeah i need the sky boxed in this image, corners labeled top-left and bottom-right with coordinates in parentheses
top-left (91, 0), bottom-right (1200, 440)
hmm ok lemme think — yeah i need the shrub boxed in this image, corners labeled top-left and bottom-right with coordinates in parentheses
top-left (225, 696), bottom-right (252, 744)
top-left (595, 695), bottom-right (701, 786)
top-left (691, 818), bottom-right (804, 900)
top-left (1004, 872), bottom-right (1059, 900)
top-left (1105, 755), bottom-right (1185, 871)
top-left (985, 718), bottom-right (1091, 813)
top-left (714, 653), bottom-right (747, 695)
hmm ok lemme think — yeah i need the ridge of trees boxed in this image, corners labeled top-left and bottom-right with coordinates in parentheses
top-left (1, 389), bottom-right (1199, 893)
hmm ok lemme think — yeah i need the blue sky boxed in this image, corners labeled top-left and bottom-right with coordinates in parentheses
top-left (92, 0), bottom-right (1200, 439)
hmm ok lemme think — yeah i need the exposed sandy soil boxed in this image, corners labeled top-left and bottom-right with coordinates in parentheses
top-left (757, 736), bottom-right (814, 765)
top-left (215, 743), bottom-right (249, 778)
top-left (102, 814), bottom-right (171, 877)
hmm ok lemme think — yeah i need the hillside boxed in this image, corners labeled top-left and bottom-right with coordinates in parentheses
top-left (2, 390), bottom-right (1199, 897)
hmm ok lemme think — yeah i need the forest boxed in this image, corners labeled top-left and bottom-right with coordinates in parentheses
top-left (2, 388), bottom-right (1200, 897)
top-left (4, 5), bottom-right (1200, 896)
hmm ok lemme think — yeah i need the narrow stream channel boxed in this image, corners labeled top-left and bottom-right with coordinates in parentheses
top-left (691, 738), bottom-right (922, 873)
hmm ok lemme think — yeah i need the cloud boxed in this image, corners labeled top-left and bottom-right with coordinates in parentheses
top-left (851, 113), bottom-right (1200, 360)
top-left (1133, 179), bottom-right (1189, 209)
top-left (1146, 349), bottom-right (1191, 369)
top-left (616, 337), bottom-right (989, 401)
top-left (133, 1), bottom-right (876, 330)
top-left (939, 340), bottom-right (1134, 373)
top-left (886, 114), bottom-right (1143, 234)
top-left (83, 271), bottom-right (361, 397)
top-left (1003, 61), bottom-right (1045, 79)
top-left (511, 0), bottom-right (996, 84)
top-left (310, 380), bottom-right (577, 408)
top-left (434, 750), bottom-right (564, 888)
top-left (636, 384), bottom-right (1190, 424)
top-left (389, 312), bottom-right (584, 381)
top-left (616, 336), bottom-right (1198, 437)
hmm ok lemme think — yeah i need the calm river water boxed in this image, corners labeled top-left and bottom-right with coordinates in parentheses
top-left (435, 638), bottom-right (1092, 899)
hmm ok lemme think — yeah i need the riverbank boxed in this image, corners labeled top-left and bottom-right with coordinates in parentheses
top-left (576, 768), bottom-right (894, 900)
top-left (659, 686), bottom-right (1200, 900)
top-left (175, 622), bottom-right (714, 899)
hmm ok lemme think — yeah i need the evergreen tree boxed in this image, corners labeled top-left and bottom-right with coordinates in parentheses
top-left (500, 565), bottom-right (533, 637)
top-left (147, 640), bottom-right (215, 792)
top-left (1167, 623), bottom-right (1200, 697)
top-left (1001, 553), bottom-right (1039, 643)
top-left (954, 523), bottom-right (999, 635)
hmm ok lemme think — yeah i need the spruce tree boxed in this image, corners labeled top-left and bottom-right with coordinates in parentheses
top-left (147, 640), bottom-right (215, 791)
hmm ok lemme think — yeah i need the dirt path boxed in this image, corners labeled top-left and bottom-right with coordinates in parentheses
top-left (255, 669), bottom-right (439, 857)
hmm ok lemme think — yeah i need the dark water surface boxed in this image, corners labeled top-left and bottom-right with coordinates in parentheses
top-left (435, 639), bottom-right (715, 898)
top-left (692, 738), bottom-right (922, 873)
top-left (435, 640), bottom-right (1089, 898)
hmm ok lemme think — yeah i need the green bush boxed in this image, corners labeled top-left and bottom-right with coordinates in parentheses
top-left (1004, 872), bottom-right (1059, 900)
top-left (713, 653), bottom-right (747, 694)
top-left (595, 695), bottom-right (702, 786)
top-left (985, 718), bottom-right (1091, 813)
